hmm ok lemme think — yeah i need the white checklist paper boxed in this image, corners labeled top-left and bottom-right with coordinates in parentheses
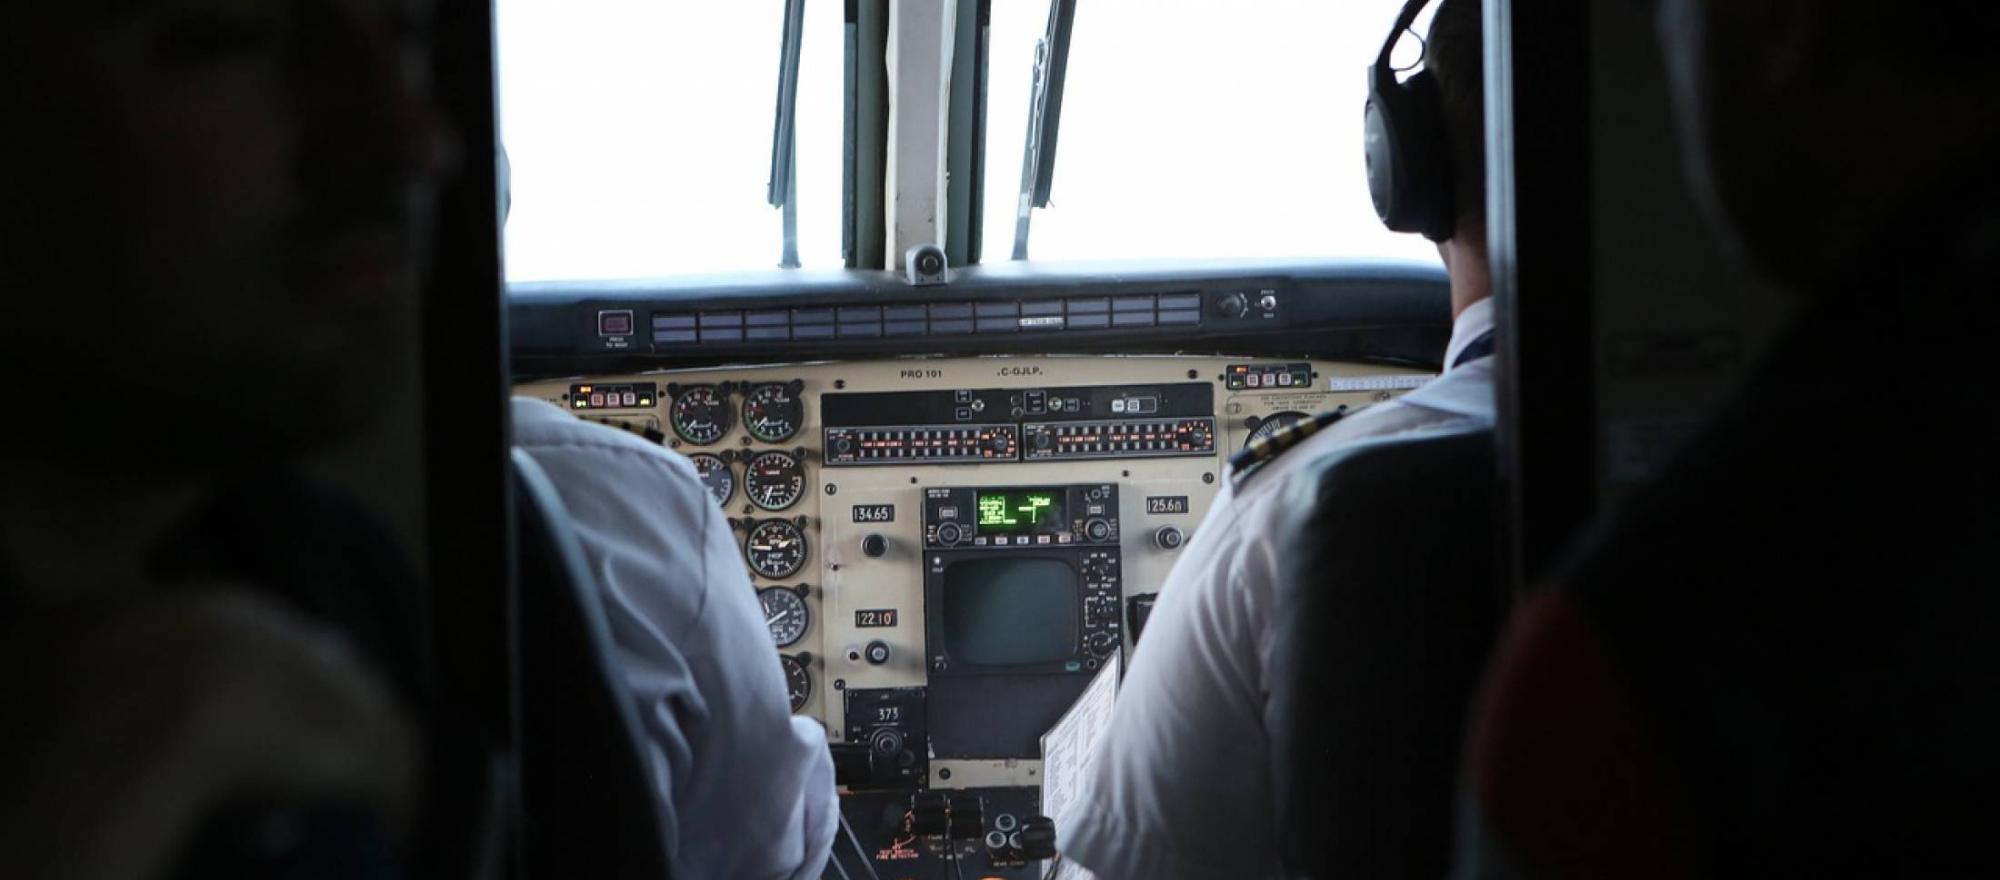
top-left (1039, 651), bottom-right (1120, 880)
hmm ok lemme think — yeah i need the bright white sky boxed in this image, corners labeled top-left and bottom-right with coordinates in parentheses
top-left (496, 0), bottom-right (1440, 282)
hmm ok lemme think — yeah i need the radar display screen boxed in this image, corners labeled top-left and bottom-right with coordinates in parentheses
top-left (941, 557), bottom-right (1080, 666)
top-left (974, 488), bottom-right (1065, 534)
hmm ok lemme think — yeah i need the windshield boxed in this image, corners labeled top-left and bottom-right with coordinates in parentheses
top-left (497, 0), bottom-right (845, 281)
top-left (988, 0), bottom-right (1439, 265)
top-left (498, 0), bottom-right (1438, 283)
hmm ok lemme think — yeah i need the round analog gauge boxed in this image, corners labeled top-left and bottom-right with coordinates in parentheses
top-left (744, 519), bottom-right (809, 579)
top-left (670, 385), bottom-right (731, 445)
top-left (743, 450), bottom-right (806, 511)
top-left (742, 382), bottom-right (804, 443)
top-left (1244, 411), bottom-right (1310, 448)
top-left (758, 587), bottom-right (810, 648)
top-left (688, 453), bottom-right (734, 507)
top-left (780, 654), bottom-right (812, 713)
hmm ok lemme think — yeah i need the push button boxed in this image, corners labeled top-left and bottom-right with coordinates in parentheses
top-left (597, 309), bottom-right (635, 336)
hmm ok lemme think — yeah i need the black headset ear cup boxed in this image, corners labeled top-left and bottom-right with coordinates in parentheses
top-left (1364, 68), bottom-right (1456, 242)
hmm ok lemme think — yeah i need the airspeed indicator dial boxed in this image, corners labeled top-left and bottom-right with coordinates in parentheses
top-left (744, 519), bottom-right (809, 579)
top-left (758, 587), bottom-right (810, 648)
top-left (742, 382), bottom-right (804, 443)
top-left (744, 451), bottom-right (806, 511)
top-left (670, 385), bottom-right (730, 445)
top-left (688, 453), bottom-right (734, 507)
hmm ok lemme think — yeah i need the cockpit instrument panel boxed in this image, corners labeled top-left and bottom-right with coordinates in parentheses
top-left (516, 354), bottom-right (1436, 791)
top-left (510, 259), bottom-right (1450, 876)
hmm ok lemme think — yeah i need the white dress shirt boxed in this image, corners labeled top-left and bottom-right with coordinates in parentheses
top-left (1057, 301), bottom-right (1497, 880)
top-left (512, 397), bottom-right (837, 880)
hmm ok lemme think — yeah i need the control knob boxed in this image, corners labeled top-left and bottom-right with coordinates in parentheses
top-left (864, 640), bottom-right (892, 665)
top-left (1085, 632), bottom-right (1118, 657)
top-left (1018, 817), bottom-right (1058, 860)
top-left (934, 521), bottom-right (964, 547)
top-left (832, 436), bottom-right (855, 455)
top-left (1216, 292), bottom-right (1249, 319)
top-left (861, 534), bottom-right (888, 558)
top-left (1154, 525), bottom-right (1185, 551)
top-left (1083, 517), bottom-right (1113, 542)
top-left (869, 727), bottom-right (904, 759)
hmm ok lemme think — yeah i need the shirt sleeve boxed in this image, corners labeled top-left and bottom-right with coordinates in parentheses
top-left (1056, 487), bottom-right (1286, 880)
top-left (510, 398), bottom-right (838, 880)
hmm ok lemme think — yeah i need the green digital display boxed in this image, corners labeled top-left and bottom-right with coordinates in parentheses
top-left (974, 489), bottom-right (1065, 533)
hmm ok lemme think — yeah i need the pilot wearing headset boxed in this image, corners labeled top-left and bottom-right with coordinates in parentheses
top-left (1056, 1), bottom-right (1492, 877)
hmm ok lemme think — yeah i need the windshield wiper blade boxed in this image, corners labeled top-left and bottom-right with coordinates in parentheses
top-left (1010, 0), bottom-right (1076, 261)
top-left (769, 0), bottom-right (808, 268)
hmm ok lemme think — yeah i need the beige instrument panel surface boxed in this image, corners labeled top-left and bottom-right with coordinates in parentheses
top-left (515, 354), bottom-right (1431, 783)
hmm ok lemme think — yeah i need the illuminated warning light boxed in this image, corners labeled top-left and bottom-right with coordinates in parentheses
top-left (569, 382), bottom-right (659, 410)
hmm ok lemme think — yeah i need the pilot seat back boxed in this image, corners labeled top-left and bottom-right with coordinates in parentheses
top-left (1268, 425), bottom-right (1502, 877)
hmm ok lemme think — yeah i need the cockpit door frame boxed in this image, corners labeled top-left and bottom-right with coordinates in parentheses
top-left (1486, 0), bottom-right (1596, 598)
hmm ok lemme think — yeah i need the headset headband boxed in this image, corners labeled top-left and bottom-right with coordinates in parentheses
top-left (1374, 0), bottom-right (1439, 82)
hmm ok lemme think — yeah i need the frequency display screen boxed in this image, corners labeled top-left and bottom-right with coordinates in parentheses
top-left (974, 488), bottom-right (1066, 534)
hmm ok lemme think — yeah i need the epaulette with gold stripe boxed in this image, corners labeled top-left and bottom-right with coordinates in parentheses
top-left (1227, 405), bottom-right (1357, 486)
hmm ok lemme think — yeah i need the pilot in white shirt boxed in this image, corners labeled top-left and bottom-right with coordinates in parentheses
top-left (1060, 1), bottom-right (1488, 872)
top-left (1057, 301), bottom-right (1495, 880)
top-left (512, 397), bottom-right (838, 880)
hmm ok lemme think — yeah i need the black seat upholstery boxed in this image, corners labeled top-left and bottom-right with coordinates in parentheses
top-left (511, 449), bottom-right (674, 879)
top-left (157, 475), bottom-right (505, 879)
top-left (1268, 425), bottom-right (1503, 879)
